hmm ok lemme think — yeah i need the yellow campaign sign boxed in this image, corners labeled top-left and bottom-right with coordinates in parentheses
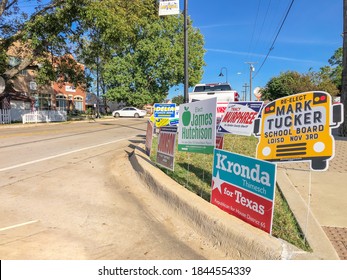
top-left (150, 115), bottom-right (170, 127)
top-left (254, 91), bottom-right (344, 171)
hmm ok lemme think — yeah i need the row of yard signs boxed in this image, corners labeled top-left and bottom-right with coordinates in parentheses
top-left (211, 100), bottom-right (276, 233)
top-left (145, 91), bottom-right (344, 234)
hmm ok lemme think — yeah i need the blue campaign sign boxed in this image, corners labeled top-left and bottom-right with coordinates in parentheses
top-left (154, 103), bottom-right (176, 118)
top-left (212, 149), bottom-right (276, 201)
top-left (211, 149), bottom-right (277, 234)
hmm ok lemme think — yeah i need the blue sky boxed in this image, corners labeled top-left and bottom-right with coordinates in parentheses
top-left (18, 0), bottom-right (342, 101)
top-left (169, 0), bottom-right (342, 100)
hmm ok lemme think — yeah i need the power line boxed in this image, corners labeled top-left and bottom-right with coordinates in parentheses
top-left (243, 0), bottom-right (262, 84)
top-left (246, 0), bottom-right (262, 62)
top-left (253, 0), bottom-right (295, 78)
top-left (252, 0), bottom-right (272, 57)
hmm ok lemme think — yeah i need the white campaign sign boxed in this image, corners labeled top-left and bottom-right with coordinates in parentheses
top-left (178, 98), bottom-right (217, 154)
top-left (218, 102), bottom-right (263, 136)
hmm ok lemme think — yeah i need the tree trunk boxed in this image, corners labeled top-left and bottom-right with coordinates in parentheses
top-left (3, 57), bottom-right (33, 81)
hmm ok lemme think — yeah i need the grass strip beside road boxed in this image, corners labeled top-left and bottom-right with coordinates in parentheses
top-left (150, 134), bottom-right (311, 252)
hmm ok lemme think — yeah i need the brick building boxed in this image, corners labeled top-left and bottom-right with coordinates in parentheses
top-left (2, 42), bottom-right (86, 113)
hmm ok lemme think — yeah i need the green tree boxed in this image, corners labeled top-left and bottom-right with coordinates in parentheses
top-left (261, 71), bottom-right (316, 100)
top-left (69, 0), bottom-right (157, 109)
top-left (1, 0), bottom-right (205, 107)
top-left (327, 47), bottom-right (342, 91)
top-left (103, 15), bottom-right (205, 108)
top-left (1, 0), bottom-right (90, 87)
top-left (172, 95), bottom-right (184, 105)
top-left (309, 66), bottom-right (339, 96)
top-left (262, 69), bottom-right (339, 101)
top-left (262, 47), bottom-right (342, 101)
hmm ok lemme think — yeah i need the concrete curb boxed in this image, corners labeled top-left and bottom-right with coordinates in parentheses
top-left (276, 169), bottom-right (339, 260)
top-left (129, 144), bottom-right (320, 260)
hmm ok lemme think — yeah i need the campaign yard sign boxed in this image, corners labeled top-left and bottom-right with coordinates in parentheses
top-left (211, 149), bottom-right (276, 234)
top-left (149, 114), bottom-right (170, 128)
top-left (145, 121), bottom-right (154, 156)
top-left (218, 101), bottom-right (263, 136)
top-left (254, 91), bottom-right (344, 171)
top-left (156, 126), bottom-right (178, 171)
top-left (178, 98), bottom-right (217, 154)
top-left (216, 133), bottom-right (224, 149)
top-left (154, 103), bottom-right (176, 119)
top-left (150, 106), bottom-right (179, 127)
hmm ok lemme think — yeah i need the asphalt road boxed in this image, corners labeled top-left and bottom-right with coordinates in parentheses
top-left (0, 118), bottom-right (226, 260)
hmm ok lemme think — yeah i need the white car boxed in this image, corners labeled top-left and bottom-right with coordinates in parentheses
top-left (112, 107), bottom-right (147, 118)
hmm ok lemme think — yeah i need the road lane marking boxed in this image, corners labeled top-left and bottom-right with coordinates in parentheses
top-left (0, 220), bottom-right (39, 232)
top-left (0, 136), bottom-right (134, 172)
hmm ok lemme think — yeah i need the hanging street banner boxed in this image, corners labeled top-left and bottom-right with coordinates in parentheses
top-left (145, 121), bottom-right (154, 156)
top-left (218, 101), bottom-right (263, 136)
top-left (154, 103), bottom-right (176, 119)
top-left (159, 0), bottom-right (180, 16)
top-left (156, 126), bottom-right (178, 171)
top-left (254, 91), bottom-right (344, 171)
top-left (178, 98), bottom-right (217, 154)
top-left (211, 149), bottom-right (277, 234)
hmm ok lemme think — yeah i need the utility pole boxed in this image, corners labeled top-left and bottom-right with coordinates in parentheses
top-left (341, 0), bottom-right (347, 136)
top-left (245, 62), bottom-right (256, 101)
top-left (183, 0), bottom-right (189, 104)
top-left (241, 89), bottom-right (246, 101)
top-left (96, 56), bottom-right (100, 118)
top-left (242, 83), bottom-right (249, 101)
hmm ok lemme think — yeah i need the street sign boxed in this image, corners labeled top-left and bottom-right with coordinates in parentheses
top-left (159, 0), bottom-right (180, 16)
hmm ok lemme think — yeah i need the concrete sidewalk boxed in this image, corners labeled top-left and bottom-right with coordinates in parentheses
top-left (276, 136), bottom-right (347, 260)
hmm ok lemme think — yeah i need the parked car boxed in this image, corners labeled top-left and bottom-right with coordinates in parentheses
top-left (112, 107), bottom-right (147, 118)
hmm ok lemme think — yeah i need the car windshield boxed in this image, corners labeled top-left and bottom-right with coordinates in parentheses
top-left (194, 84), bottom-right (232, 92)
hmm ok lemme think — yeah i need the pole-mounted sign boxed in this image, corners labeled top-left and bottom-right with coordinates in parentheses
top-left (159, 0), bottom-right (180, 16)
